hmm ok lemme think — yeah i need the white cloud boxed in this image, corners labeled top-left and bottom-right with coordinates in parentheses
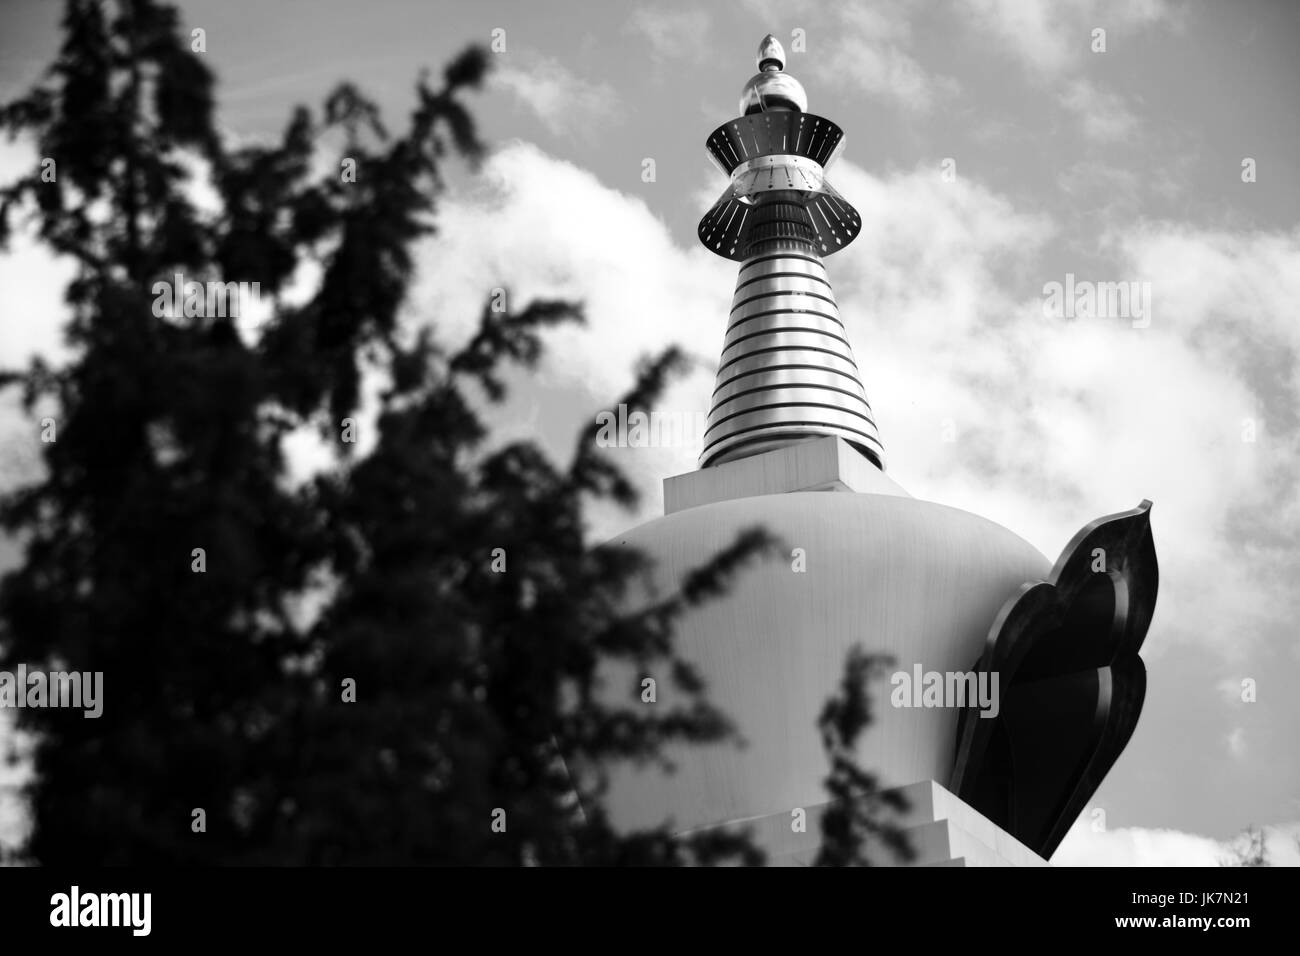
top-left (811, 4), bottom-right (959, 112)
top-left (409, 141), bottom-right (729, 526)
top-left (827, 175), bottom-right (1300, 659)
top-left (1059, 79), bottom-right (1140, 142)
top-left (1226, 726), bottom-right (1247, 758)
top-left (961, 0), bottom-right (1173, 77)
top-left (626, 8), bottom-right (712, 63)
top-left (1216, 677), bottom-right (1249, 703)
top-left (1055, 816), bottom-right (1300, 866)
top-left (414, 141), bottom-right (726, 392)
top-left (0, 138), bottom-right (75, 499)
top-left (415, 140), bottom-right (1300, 668)
top-left (963, 0), bottom-right (1071, 75)
top-left (0, 139), bottom-right (75, 370)
top-left (961, 0), bottom-right (1166, 142)
top-left (491, 54), bottom-right (620, 138)
top-left (10, 126), bottom-right (1295, 664)
top-left (740, 0), bottom-right (958, 113)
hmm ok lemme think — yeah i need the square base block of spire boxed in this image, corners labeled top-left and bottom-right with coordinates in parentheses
top-left (664, 436), bottom-right (910, 515)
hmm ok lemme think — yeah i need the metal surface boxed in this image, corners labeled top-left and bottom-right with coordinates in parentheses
top-left (729, 154), bottom-right (826, 194)
top-left (704, 111), bottom-right (846, 176)
top-left (951, 500), bottom-right (1158, 859)
top-left (701, 249), bottom-right (883, 468)
top-left (739, 70), bottom-right (808, 115)
top-left (755, 33), bottom-right (786, 72)
top-left (698, 41), bottom-right (880, 469)
top-left (698, 176), bottom-right (861, 261)
top-left (740, 35), bottom-right (806, 114)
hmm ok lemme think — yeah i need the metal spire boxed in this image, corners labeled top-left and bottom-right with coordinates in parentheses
top-left (696, 37), bottom-right (883, 470)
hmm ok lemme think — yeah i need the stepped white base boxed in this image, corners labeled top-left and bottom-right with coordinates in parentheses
top-left (679, 780), bottom-right (1049, 867)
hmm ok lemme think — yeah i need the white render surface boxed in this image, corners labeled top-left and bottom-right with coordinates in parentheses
top-left (665, 436), bottom-right (909, 514)
top-left (602, 483), bottom-right (1050, 836)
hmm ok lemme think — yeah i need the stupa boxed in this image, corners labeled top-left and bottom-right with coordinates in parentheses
top-left (601, 36), bottom-right (1159, 866)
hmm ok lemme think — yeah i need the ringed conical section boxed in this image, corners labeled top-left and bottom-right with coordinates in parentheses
top-left (697, 39), bottom-right (883, 470)
top-left (701, 234), bottom-right (883, 468)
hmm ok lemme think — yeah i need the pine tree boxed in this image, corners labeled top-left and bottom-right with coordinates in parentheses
top-left (0, 0), bottom-right (780, 865)
top-left (1, 0), bottom-right (903, 867)
top-left (815, 649), bottom-right (914, 866)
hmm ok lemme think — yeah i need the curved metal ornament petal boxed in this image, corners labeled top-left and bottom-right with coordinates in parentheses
top-left (950, 500), bottom-right (1159, 859)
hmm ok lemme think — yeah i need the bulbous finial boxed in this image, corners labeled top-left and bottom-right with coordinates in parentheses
top-left (757, 34), bottom-right (785, 72)
top-left (740, 34), bottom-right (806, 114)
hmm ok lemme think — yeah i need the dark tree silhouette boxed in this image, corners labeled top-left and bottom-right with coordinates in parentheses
top-left (0, 0), bottom-right (785, 866)
top-left (1220, 826), bottom-right (1270, 867)
top-left (0, 0), bottom-right (901, 867)
top-left (815, 649), bottom-right (913, 866)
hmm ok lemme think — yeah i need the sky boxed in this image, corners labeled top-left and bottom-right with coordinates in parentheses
top-left (1, 0), bottom-right (1298, 865)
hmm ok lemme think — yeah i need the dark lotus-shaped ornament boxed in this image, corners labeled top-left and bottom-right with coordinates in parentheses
top-left (951, 500), bottom-right (1159, 858)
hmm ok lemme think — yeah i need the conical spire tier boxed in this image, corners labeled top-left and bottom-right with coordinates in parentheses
top-left (697, 37), bottom-right (883, 470)
top-left (701, 239), bottom-right (883, 468)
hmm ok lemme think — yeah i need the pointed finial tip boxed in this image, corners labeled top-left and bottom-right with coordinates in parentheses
top-left (757, 34), bottom-right (785, 72)
top-left (741, 34), bottom-right (805, 114)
